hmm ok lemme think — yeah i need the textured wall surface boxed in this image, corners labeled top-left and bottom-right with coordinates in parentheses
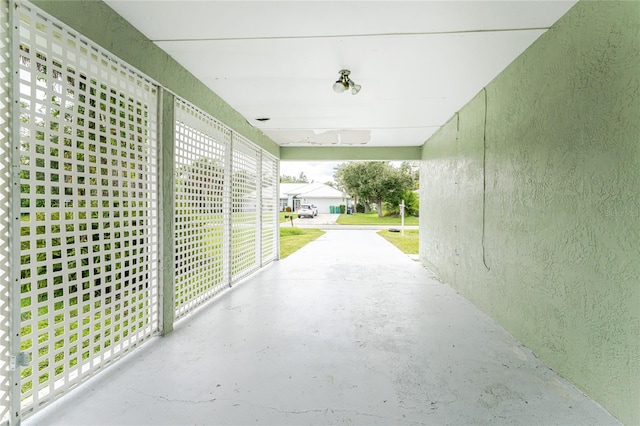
top-left (420, 2), bottom-right (640, 424)
top-left (31, 0), bottom-right (279, 157)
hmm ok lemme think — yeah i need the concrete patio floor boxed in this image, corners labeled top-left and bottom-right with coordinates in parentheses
top-left (28, 230), bottom-right (618, 425)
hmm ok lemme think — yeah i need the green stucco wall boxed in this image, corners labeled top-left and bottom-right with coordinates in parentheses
top-left (419, 2), bottom-right (640, 424)
top-left (30, 0), bottom-right (280, 157)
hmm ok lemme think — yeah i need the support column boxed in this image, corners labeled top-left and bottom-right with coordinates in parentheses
top-left (159, 90), bottom-right (175, 335)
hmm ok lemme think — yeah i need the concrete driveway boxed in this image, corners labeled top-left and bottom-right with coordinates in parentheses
top-left (282, 213), bottom-right (340, 227)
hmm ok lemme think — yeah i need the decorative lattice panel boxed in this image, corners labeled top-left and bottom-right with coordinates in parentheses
top-left (261, 154), bottom-right (278, 264)
top-left (0, 1), bottom-right (11, 423)
top-left (14, 2), bottom-right (159, 416)
top-left (231, 135), bottom-right (260, 282)
top-left (174, 100), bottom-right (231, 319)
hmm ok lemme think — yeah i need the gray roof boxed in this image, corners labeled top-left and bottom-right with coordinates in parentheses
top-left (280, 182), bottom-right (350, 199)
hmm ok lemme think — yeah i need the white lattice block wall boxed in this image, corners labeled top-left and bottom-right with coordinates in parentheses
top-left (231, 135), bottom-right (260, 282)
top-left (14, 2), bottom-right (158, 414)
top-left (4, 1), bottom-right (280, 423)
top-left (261, 154), bottom-right (278, 264)
top-left (174, 100), bottom-right (231, 319)
top-left (0, 0), bottom-right (11, 423)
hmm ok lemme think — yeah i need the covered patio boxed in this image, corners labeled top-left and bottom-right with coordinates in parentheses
top-left (27, 230), bottom-right (617, 425)
top-left (1, 1), bottom-right (637, 425)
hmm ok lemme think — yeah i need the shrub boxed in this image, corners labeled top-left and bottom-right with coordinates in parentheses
top-left (384, 190), bottom-right (419, 216)
top-left (285, 206), bottom-right (291, 212)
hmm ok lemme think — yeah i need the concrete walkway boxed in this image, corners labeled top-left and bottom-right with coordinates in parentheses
top-left (29, 231), bottom-right (618, 425)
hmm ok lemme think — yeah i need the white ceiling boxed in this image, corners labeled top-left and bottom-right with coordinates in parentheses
top-left (104, 1), bottom-right (577, 148)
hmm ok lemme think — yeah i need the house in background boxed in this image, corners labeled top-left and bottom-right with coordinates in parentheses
top-left (280, 183), bottom-right (350, 213)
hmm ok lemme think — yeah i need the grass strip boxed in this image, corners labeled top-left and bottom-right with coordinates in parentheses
top-left (280, 227), bottom-right (325, 258)
top-left (377, 229), bottom-right (419, 254)
top-left (279, 211), bottom-right (297, 223)
top-left (337, 212), bottom-right (419, 226)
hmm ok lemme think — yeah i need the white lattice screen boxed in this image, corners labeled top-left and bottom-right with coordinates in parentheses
top-left (174, 101), bottom-right (231, 319)
top-left (174, 100), bottom-right (279, 309)
top-left (0, 1), bottom-right (11, 423)
top-left (4, 1), bottom-right (281, 423)
top-left (231, 135), bottom-right (260, 282)
top-left (14, 2), bottom-right (159, 416)
top-left (261, 154), bottom-right (278, 264)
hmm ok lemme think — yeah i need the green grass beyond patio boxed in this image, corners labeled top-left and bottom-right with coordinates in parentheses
top-left (377, 229), bottom-right (419, 254)
top-left (280, 212), bottom-right (296, 223)
top-left (336, 212), bottom-right (419, 226)
top-left (280, 227), bottom-right (325, 258)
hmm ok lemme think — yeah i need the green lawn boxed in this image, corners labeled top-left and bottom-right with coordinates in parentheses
top-left (280, 227), bottom-right (325, 258)
top-left (377, 229), bottom-right (419, 254)
top-left (337, 212), bottom-right (419, 226)
top-left (280, 211), bottom-right (297, 223)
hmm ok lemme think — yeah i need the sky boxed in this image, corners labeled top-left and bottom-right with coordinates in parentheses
top-left (280, 161), bottom-right (342, 184)
top-left (280, 161), bottom-right (413, 184)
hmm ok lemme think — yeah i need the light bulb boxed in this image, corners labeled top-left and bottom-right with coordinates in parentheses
top-left (333, 80), bottom-right (346, 93)
top-left (351, 84), bottom-right (361, 95)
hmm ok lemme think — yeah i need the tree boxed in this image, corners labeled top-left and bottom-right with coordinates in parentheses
top-left (280, 172), bottom-right (309, 183)
top-left (385, 189), bottom-right (419, 217)
top-left (334, 161), bottom-right (414, 218)
top-left (383, 162), bottom-right (420, 216)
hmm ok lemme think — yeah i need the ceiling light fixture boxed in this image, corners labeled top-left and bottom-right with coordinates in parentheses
top-left (333, 69), bottom-right (361, 95)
